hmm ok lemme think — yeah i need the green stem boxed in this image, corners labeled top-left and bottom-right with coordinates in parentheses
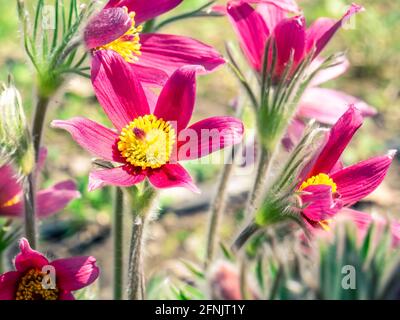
top-left (0, 251), bottom-right (4, 274)
top-left (239, 258), bottom-right (250, 300)
top-left (113, 187), bottom-right (124, 300)
top-left (23, 94), bottom-right (51, 250)
top-left (205, 160), bottom-right (235, 268)
top-left (232, 222), bottom-right (259, 252)
top-left (127, 188), bottom-right (157, 300)
top-left (31, 95), bottom-right (50, 162)
top-left (245, 147), bottom-right (271, 216)
top-left (23, 175), bottom-right (37, 249)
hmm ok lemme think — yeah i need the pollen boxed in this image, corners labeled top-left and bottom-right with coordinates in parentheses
top-left (98, 11), bottom-right (143, 63)
top-left (118, 115), bottom-right (176, 170)
top-left (1, 194), bottom-right (20, 208)
top-left (299, 173), bottom-right (337, 193)
top-left (318, 219), bottom-right (333, 231)
top-left (15, 269), bottom-right (59, 300)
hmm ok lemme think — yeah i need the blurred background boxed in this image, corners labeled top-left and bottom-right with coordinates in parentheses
top-left (0, 0), bottom-right (399, 298)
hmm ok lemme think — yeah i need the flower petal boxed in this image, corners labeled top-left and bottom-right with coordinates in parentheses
top-left (129, 63), bottom-right (169, 87)
top-left (227, 1), bottom-right (270, 71)
top-left (331, 152), bottom-right (396, 206)
top-left (0, 271), bottom-right (20, 300)
top-left (51, 118), bottom-right (122, 162)
top-left (91, 50), bottom-right (150, 130)
top-left (50, 256), bottom-right (99, 292)
top-left (273, 15), bottom-right (306, 78)
top-left (177, 116), bottom-right (244, 161)
top-left (308, 105), bottom-right (363, 177)
top-left (84, 7), bottom-right (131, 49)
top-left (309, 56), bottom-right (349, 86)
top-left (139, 33), bottom-right (225, 76)
top-left (88, 165), bottom-right (146, 191)
top-left (59, 291), bottom-right (75, 300)
top-left (106, 0), bottom-right (183, 25)
top-left (15, 238), bottom-right (49, 273)
top-left (297, 88), bottom-right (377, 125)
top-left (0, 164), bottom-right (21, 208)
top-left (36, 181), bottom-right (81, 218)
top-left (282, 118), bottom-right (306, 151)
top-left (244, 0), bottom-right (300, 13)
top-left (301, 185), bottom-right (342, 222)
top-left (256, 3), bottom-right (286, 31)
top-left (148, 163), bottom-right (199, 193)
top-left (307, 3), bottom-right (364, 57)
top-left (153, 66), bottom-right (199, 132)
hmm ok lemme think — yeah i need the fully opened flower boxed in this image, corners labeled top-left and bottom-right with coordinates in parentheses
top-left (0, 150), bottom-right (80, 219)
top-left (52, 51), bottom-right (244, 192)
top-left (296, 106), bottom-right (395, 231)
top-left (225, 0), bottom-right (363, 80)
top-left (84, 0), bottom-right (225, 87)
top-left (0, 238), bottom-right (99, 300)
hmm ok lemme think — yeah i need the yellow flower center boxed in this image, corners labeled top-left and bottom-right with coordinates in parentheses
top-left (299, 173), bottom-right (337, 193)
top-left (118, 115), bottom-right (176, 169)
top-left (98, 11), bottom-right (142, 63)
top-left (1, 194), bottom-right (20, 208)
top-left (15, 269), bottom-right (59, 300)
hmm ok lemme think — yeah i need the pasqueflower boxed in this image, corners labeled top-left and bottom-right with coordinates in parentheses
top-left (225, 0), bottom-right (363, 80)
top-left (52, 51), bottom-right (244, 192)
top-left (0, 238), bottom-right (99, 300)
top-left (0, 149), bottom-right (80, 218)
top-left (338, 208), bottom-right (400, 247)
top-left (297, 106), bottom-right (395, 231)
top-left (84, 0), bottom-right (225, 86)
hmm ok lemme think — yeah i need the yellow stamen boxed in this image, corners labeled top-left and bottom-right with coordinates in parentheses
top-left (1, 194), bottom-right (20, 208)
top-left (299, 173), bottom-right (337, 193)
top-left (318, 219), bottom-right (333, 231)
top-left (118, 115), bottom-right (176, 170)
top-left (98, 11), bottom-right (143, 63)
top-left (15, 269), bottom-right (59, 300)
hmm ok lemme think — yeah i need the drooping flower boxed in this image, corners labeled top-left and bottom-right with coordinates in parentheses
top-left (225, 0), bottom-right (363, 79)
top-left (0, 149), bottom-right (80, 219)
top-left (52, 51), bottom-right (244, 192)
top-left (0, 238), bottom-right (99, 300)
top-left (84, 0), bottom-right (225, 87)
top-left (296, 106), bottom-right (396, 231)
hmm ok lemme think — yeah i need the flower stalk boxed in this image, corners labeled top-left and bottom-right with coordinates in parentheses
top-left (22, 175), bottom-right (37, 249)
top-left (113, 187), bottom-right (124, 300)
top-left (127, 184), bottom-right (157, 300)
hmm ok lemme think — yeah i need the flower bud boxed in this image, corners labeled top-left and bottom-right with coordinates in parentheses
top-left (0, 81), bottom-right (34, 176)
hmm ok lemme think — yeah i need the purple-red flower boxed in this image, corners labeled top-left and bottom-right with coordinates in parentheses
top-left (0, 150), bottom-right (80, 219)
top-left (296, 106), bottom-right (395, 231)
top-left (225, 0), bottom-right (363, 79)
top-left (0, 238), bottom-right (99, 300)
top-left (84, 0), bottom-right (225, 87)
top-left (52, 51), bottom-right (244, 192)
top-left (337, 208), bottom-right (400, 247)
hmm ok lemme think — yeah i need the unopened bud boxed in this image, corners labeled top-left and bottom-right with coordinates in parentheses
top-left (0, 81), bottom-right (34, 175)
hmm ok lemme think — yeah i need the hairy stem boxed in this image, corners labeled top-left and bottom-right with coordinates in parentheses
top-left (0, 251), bottom-right (4, 274)
top-left (245, 147), bottom-right (271, 216)
top-left (127, 188), bottom-right (156, 300)
top-left (232, 222), bottom-right (259, 252)
top-left (23, 94), bottom-right (51, 250)
top-left (113, 187), bottom-right (124, 300)
top-left (23, 175), bottom-right (37, 249)
top-left (239, 258), bottom-right (250, 300)
top-left (31, 95), bottom-right (50, 162)
top-left (205, 160), bottom-right (236, 268)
